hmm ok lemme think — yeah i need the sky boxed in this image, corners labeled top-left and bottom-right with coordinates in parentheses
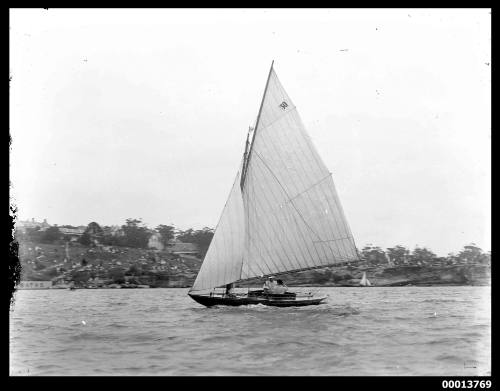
top-left (10, 8), bottom-right (490, 256)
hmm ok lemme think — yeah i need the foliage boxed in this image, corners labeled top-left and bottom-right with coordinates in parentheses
top-left (78, 232), bottom-right (92, 246)
top-left (107, 267), bottom-right (126, 284)
top-left (85, 222), bottom-right (103, 237)
top-left (360, 244), bottom-right (387, 264)
top-left (411, 247), bottom-right (436, 263)
top-left (40, 226), bottom-right (62, 243)
top-left (156, 225), bottom-right (176, 248)
top-left (71, 270), bottom-right (91, 283)
top-left (24, 227), bottom-right (43, 242)
top-left (121, 219), bottom-right (152, 249)
top-left (126, 264), bottom-right (142, 276)
top-left (455, 244), bottom-right (489, 264)
top-left (176, 227), bottom-right (214, 259)
top-left (386, 245), bottom-right (410, 264)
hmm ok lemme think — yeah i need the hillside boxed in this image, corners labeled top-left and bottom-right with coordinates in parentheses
top-left (15, 240), bottom-right (490, 288)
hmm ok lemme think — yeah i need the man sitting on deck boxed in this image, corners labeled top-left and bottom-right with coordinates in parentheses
top-left (263, 277), bottom-right (288, 295)
top-left (273, 279), bottom-right (288, 294)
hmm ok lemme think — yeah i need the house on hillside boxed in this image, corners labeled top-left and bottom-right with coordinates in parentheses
top-left (102, 225), bottom-right (124, 237)
top-left (16, 218), bottom-right (51, 233)
top-left (168, 240), bottom-right (199, 256)
top-left (17, 280), bottom-right (52, 289)
top-left (59, 226), bottom-right (86, 241)
top-left (148, 232), bottom-right (164, 251)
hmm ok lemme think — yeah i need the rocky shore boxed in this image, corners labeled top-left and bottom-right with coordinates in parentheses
top-left (15, 240), bottom-right (490, 289)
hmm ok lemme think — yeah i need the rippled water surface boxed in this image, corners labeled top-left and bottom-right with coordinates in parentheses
top-left (9, 286), bottom-right (490, 376)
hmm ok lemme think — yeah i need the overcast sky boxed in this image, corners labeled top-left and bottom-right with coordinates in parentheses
top-left (10, 8), bottom-right (490, 256)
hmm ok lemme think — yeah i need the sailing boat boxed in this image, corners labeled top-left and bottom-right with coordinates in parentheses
top-left (188, 61), bottom-right (360, 307)
top-left (359, 272), bottom-right (372, 287)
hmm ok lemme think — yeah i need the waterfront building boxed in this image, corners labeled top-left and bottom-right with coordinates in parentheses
top-left (17, 280), bottom-right (52, 289)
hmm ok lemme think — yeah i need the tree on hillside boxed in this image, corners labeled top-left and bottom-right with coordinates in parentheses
top-left (411, 247), bottom-right (436, 263)
top-left (100, 226), bottom-right (119, 246)
top-left (40, 226), bottom-right (62, 244)
top-left (386, 245), bottom-right (410, 265)
top-left (456, 244), bottom-right (488, 264)
top-left (25, 226), bottom-right (43, 242)
top-left (360, 244), bottom-right (387, 264)
top-left (176, 228), bottom-right (194, 242)
top-left (108, 267), bottom-right (126, 284)
top-left (156, 225), bottom-right (176, 248)
top-left (177, 227), bottom-right (214, 259)
top-left (79, 232), bottom-right (92, 246)
top-left (121, 218), bottom-right (151, 248)
top-left (85, 222), bottom-right (103, 239)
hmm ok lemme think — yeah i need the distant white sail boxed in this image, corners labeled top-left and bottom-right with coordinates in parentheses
top-left (360, 272), bottom-right (371, 286)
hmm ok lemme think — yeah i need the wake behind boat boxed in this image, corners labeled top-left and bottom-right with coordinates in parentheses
top-left (188, 61), bottom-right (360, 307)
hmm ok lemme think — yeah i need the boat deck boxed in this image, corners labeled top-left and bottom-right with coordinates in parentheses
top-left (188, 291), bottom-right (327, 307)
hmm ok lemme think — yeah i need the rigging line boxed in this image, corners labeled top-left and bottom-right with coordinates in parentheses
top-left (253, 150), bottom-right (324, 243)
top-left (241, 61), bottom-right (274, 190)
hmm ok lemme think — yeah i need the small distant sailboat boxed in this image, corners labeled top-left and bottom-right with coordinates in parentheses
top-left (359, 272), bottom-right (372, 287)
top-left (188, 61), bottom-right (360, 307)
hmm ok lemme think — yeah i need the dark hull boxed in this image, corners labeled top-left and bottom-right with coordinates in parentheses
top-left (188, 293), bottom-right (327, 307)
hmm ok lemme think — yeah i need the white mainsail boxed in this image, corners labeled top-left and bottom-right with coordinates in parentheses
top-left (190, 163), bottom-right (246, 291)
top-left (190, 63), bottom-right (359, 292)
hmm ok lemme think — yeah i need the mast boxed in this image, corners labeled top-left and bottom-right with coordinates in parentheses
top-left (240, 127), bottom-right (252, 189)
top-left (240, 60), bottom-right (274, 191)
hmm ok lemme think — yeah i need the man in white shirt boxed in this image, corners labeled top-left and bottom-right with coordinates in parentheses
top-left (263, 276), bottom-right (277, 292)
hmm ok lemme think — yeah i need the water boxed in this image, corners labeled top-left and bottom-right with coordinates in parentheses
top-left (9, 286), bottom-right (490, 376)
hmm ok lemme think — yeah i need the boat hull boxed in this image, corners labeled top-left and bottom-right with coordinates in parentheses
top-left (188, 293), bottom-right (327, 307)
